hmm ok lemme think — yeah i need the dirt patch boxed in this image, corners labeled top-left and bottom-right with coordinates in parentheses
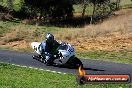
top-left (1, 40), bottom-right (30, 50)
top-left (71, 32), bottom-right (132, 52)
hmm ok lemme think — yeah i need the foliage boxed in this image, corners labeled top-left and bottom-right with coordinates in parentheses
top-left (0, 0), bottom-right (74, 21)
top-left (0, 0), bottom-right (24, 11)
top-left (0, 0), bottom-right (130, 24)
top-left (24, 0), bottom-right (74, 21)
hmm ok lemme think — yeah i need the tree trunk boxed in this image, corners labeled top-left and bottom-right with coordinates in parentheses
top-left (90, 0), bottom-right (96, 24)
top-left (8, 0), bottom-right (13, 10)
top-left (39, 9), bottom-right (43, 21)
top-left (116, 0), bottom-right (120, 10)
top-left (82, 0), bottom-right (87, 17)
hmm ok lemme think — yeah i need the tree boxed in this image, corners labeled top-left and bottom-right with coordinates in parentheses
top-left (116, 0), bottom-right (120, 10)
top-left (91, 0), bottom-right (96, 23)
top-left (7, 0), bottom-right (13, 11)
top-left (24, 0), bottom-right (74, 21)
top-left (82, 0), bottom-right (88, 17)
top-left (89, 0), bottom-right (111, 23)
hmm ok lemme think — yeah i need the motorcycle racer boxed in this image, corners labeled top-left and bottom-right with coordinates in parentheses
top-left (31, 37), bottom-right (83, 68)
top-left (40, 33), bottom-right (60, 65)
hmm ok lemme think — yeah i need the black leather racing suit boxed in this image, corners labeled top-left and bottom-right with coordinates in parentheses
top-left (41, 40), bottom-right (60, 65)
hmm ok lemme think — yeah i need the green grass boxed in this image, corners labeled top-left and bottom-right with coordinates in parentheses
top-left (0, 46), bottom-right (33, 53)
top-left (0, 21), bottom-right (19, 35)
top-left (0, 62), bottom-right (131, 88)
top-left (0, 46), bottom-right (12, 50)
top-left (73, 5), bottom-right (93, 16)
top-left (76, 50), bottom-right (132, 64)
top-left (121, 3), bottom-right (132, 8)
top-left (120, 0), bottom-right (132, 6)
top-left (73, 0), bottom-right (132, 16)
top-left (0, 20), bottom-right (62, 34)
top-left (0, 20), bottom-right (65, 42)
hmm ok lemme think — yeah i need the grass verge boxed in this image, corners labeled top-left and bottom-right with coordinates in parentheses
top-left (76, 50), bottom-right (132, 64)
top-left (121, 3), bottom-right (132, 9)
top-left (0, 62), bottom-right (132, 88)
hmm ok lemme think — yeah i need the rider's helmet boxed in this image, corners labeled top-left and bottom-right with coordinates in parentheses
top-left (46, 33), bottom-right (54, 43)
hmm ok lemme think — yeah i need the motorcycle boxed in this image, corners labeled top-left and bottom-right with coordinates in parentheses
top-left (31, 41), bottom-right (83, 69)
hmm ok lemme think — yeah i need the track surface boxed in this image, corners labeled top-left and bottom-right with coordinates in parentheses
top-left (0, 50), bottom-right (132, 82)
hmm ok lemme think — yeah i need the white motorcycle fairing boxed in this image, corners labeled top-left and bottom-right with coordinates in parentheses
top-left (57, 43), bottom-right (74, 64)
top-left (31, 42), bottom-right (42, 55)
top-left (31, 41), bottom-right (83, 68)
top-left (31, 42), bottom-right (74, 64)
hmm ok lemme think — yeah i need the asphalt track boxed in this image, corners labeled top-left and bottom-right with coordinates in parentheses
top-left (0, 50), bottom-right (132, 83)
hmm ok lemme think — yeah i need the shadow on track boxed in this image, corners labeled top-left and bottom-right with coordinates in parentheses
top-left (84, 67), bottom-right (105, 72)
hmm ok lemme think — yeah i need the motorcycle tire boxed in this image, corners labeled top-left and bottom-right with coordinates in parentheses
top-left (66, 56), bottom-right (83, 69)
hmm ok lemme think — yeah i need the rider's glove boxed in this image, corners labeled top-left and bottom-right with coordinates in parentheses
top-left (45, 52), bottom-right (49, 55)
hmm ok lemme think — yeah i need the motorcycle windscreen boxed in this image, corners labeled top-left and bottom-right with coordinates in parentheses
top-left (58, 45), bottom-right (68, 50)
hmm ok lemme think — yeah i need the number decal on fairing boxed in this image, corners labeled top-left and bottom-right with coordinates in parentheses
top-left (68, 48), bottom-right (74, 54)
